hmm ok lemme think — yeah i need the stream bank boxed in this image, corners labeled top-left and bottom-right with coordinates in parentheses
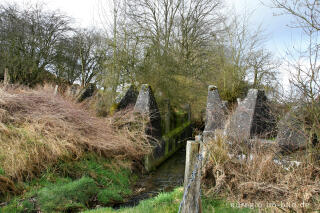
top-left (115, 148), bottom-right (186, 208)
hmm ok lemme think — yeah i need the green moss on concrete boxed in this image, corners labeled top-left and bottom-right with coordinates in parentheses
top-left (109, 103), bottom-right (119, 115)
top-left (145, 121), bottom-right (192, 171)
top-left (163, 121), bottom-right (191, 140)
top-left (173, 110), bottom-right (188, 128)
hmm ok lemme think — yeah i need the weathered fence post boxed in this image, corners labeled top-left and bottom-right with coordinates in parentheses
top-left (4, 68), bottom-right (9, 85)
top-left (180, 135), bottom-right (202, 213)
top-left (237, 98), bottom-right (241, 105)
top-left (54, 85), bottom-right (58, 96)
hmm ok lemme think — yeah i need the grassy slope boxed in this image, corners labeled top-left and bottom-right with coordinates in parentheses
top-left (0, 85), bottom-right (152, 212)
top-left (84, 188), bottom-right (256, 213)
top-left (1, 154), bottom-right (135, 212)
top-left (0, 85), bottom-right (150, 181)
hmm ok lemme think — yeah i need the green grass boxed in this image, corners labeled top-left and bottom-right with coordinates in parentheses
top-left (83, 187), bottom-right (257, 213)
top-left (0, 167), bottom-right (5, 175)
top-left (38, 176), bottom-right (98, 212)
top-left (56, 154), bottom-right (133, 204)
top-left (0, 154), bottom-right (135, 213)
top-left (2, 177), bottom-right (98, 213)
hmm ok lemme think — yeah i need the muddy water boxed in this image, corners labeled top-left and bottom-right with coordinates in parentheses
top-left (116, 148), bottom-right (186, 208)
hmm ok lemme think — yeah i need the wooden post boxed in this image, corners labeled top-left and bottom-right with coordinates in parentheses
top-left (195, 135), bottom-right (203, 213)
top-left (237, 98), bottom-right (241, 105)
top-left (181, 136), bottom-right (202, 213)
top-left (183, 140), bottom-right (200, 188)
top-left (54, 85), bottom-right (59, 96)
top-left (4, 68), bottom-right (9, 85)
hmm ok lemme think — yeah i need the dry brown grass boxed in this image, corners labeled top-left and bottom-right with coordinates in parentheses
top-left (203, 132), bottom-right (320, 211)
top-left (0, 84), bottom-right (152, 181)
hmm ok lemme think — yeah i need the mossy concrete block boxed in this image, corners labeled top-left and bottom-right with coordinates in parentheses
top-left (203, 86), bottom-right (227, 139)
top-left (226, 89), bottom-right (276, 142)
top-left (134, 85), bottom-right (193, 172)
top-left (67, 84), bottom-right (80, 97)
top-left (276, 106), bottom-right (309, 152)
top-left (144, 121), bottom-right (192, 172)
top-left (77, 83), bottom-right (97, 102)
top-left (134, 84), bottom-right (162, 140)
top-left (117, 85), bottom-right (138, 110)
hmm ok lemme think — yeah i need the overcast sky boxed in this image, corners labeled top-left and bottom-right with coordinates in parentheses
top-left (0, 0), bottom-right (305, 89)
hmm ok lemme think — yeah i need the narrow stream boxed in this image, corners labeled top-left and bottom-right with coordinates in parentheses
top-left (115, 148), bottom-right (186, 208)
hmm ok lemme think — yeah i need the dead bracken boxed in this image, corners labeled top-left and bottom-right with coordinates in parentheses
top-left (0, 84), bottom-right (152, 181)
top-left (202, 131), bottom-right (320, 211)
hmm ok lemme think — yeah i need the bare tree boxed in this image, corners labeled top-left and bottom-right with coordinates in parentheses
top-left (270, 0), bottom-right (320, 31)
top-left (0, 3), bottom-right (72, 86)
top-left (269, 0), bottom-right (320, 99)
top-left (98, 0), bottom-right (278, 117)
top-left (75, 29), bottom-right (107, 88)
top-left (212, 10), bottom-right (280, 100)
top-left (269, 0), bottom-right (320, 158)
top-left (53, 37), bottom-right (82, 85)
top-left (53, 29), bottom-right (107, 88)
top-left (247, 49), bottom-right (279, 89)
